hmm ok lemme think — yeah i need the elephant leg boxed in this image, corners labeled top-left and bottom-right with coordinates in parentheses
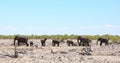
top-left (26, 42), bottom-right (29, 46)
top-left (41, 42), bottom-right (43, 46)
top-left (78, 42), bottom-right (80, 46)
top-left (43, 42), bottom-right (45, 46)
top-left (70, 43), bottom-right (72, 46)
top-left (72, 43), bottom-right (74, 46)
top-left (68, 43), bottom-right (70, 46)
top-left (55, 43), bottom-right (56, 46)
top-left (25, 40), bottom-right (29, 46)
top-left (100, 42), bottom-right (102, 46)
top-left (41, 42), bottom-right (45, 46)
top-left (44, 42), bottom-right (45, 46)
top-left (83, 43), bottom-right (85, 46)
top-left (18, 42), bottom-right (20, 46)
top-left (57, 43), bottom-right (59, 47)
top-left (81, 42), bottom-right (84, 46)
top-left (79, 42), bottom-right (82, 46)
top-left (70, 42), bottom-right (72, 46)
top-left (69, 43), bottom-right (71, 46)
top-left (78, 42), bottom-right (81, 46)
top-left (54, 43), bottom-right (56, 46)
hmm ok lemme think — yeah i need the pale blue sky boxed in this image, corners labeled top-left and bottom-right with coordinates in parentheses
top-left (0, 0), bottom-right (120, 35)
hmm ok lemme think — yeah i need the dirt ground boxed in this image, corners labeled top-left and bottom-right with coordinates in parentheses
top-left (0, 39), bottom-right (120, 63)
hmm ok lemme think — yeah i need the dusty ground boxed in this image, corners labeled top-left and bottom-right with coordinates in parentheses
top-left (0, 39), bottom-right (120, 63)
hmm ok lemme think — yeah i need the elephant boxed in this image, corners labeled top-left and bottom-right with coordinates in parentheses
top-left (30, 41), bottom-right (33, 46)
top-left (41, 38), bottom-right (47, 46)
top-left (97, 38), bottom-right (109, 46)
top-left (77, 36), bottom-right (90, 46)
top-left (67, 40), bottom-right (76, 46)
top-left (14, 35), bottom-right (29, 46)
top-left (52, 39), bottom-right (60, 47)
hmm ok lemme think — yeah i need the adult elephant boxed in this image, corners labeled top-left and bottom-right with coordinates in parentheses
top-left (14, 35), bottom-right (29, 46)
top-left (77, 36), bottom-right (90, 46)
top-left (97, 38), bottom-right (109, 46)
top-left (41, 38), bottom-right (47, 46)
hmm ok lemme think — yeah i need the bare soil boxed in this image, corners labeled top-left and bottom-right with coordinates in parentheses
top-left (0, 39), bottom-right (120, 63)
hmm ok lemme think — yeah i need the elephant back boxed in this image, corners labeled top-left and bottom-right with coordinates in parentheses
top-left (15, 35), bottom-right (28, 42)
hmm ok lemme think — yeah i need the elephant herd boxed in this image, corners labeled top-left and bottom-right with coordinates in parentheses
top-left (14, 35), bottom-right (109, 47)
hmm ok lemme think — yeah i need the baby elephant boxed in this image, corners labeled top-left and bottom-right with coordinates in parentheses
top-left (67, 40), bottom-right (75, 46)
top-left (30, 41), bottom-right (33, 46)
top-left (52, 39), bottom-right (60, 47)
top-left (41, 38), bottom-right (47, 46)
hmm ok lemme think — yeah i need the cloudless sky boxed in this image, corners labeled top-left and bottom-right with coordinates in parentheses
top-left (0, 0), bottom-right (120, 35)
